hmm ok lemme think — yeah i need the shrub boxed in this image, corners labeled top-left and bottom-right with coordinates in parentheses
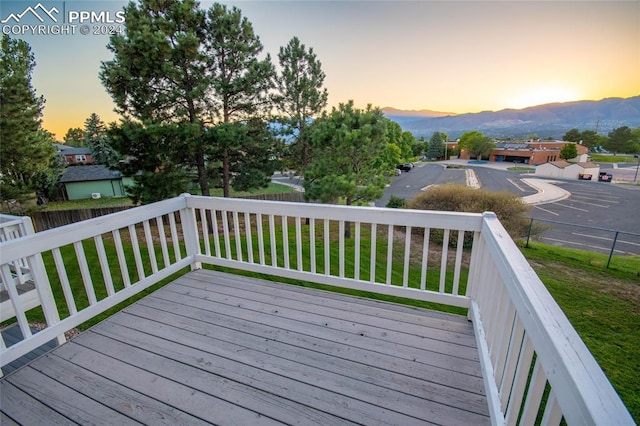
top-left (386, 196), bottom-right (407, 209)
top-left (407, 184), bottom-right (531, 239)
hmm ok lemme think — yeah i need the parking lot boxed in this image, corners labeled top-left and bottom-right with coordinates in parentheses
top-left (379, 163), bottom-right (640, 255)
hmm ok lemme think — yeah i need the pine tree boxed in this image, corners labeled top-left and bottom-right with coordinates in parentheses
top-left (0, 35), bottom-right (55, 206)
top-left (84, 113), bottom-right (119, 166)
top-left (427, 132), bottom-right (445, 160)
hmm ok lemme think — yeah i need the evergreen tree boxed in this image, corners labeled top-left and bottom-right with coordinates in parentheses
top-left (304, 101), bottom-right (392, 236)
top-left (427, 132), bottom-right (445, 160)
top-left (101, 0), bottom-right (275, 198)
top-left (63, 127), bottom-right (86, 147)
top-left (0, 35), bottom-right (55, 207)
top-left (84, 113), bottom-right (119, 166)
top-left (274, 36), bottom-right (328, 176)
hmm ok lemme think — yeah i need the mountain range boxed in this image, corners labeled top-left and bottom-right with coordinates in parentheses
top-left (382, 96), bottom-right (640, 140)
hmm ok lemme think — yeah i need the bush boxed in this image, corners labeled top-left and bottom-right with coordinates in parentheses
top-left (386, 196), bottom-right (407, 209)
top-left (407, 184), bottom-right (531, 239)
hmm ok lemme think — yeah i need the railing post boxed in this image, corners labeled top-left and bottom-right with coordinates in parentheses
top-left (179, 194), bottom-right (202, 270)
top-left (606, 231), bottom-right (619, 269)
top-left (23, 217), bottom-right (66, 346)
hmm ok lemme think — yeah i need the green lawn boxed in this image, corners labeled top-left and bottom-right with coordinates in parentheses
top-left (590, 153), bottom-right (637, 163)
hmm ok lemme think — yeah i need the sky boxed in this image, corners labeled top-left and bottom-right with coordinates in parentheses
top-left (1, 0), bottom-right (639, 140)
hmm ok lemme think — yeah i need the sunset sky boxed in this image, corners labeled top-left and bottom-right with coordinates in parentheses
top-left (1, 0), bottom-right (638, 140)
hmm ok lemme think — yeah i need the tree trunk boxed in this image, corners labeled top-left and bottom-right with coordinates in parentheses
top-left (196, 146), bottom-right (209, 196)
top-left (222, 148), bottom-right (231, 197)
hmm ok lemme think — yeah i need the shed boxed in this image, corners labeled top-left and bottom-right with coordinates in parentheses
top-left (534, 160), bottom-right (571, 178)
top-left (535, 161), bottom-right (600, 180)
top-left (59, 165), bottom-right (126, 200)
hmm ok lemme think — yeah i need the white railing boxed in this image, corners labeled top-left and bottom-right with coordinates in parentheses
top-left (0, 194), bottom-right (633, 424)
top-left (0, 214), bottom-right (40, 321)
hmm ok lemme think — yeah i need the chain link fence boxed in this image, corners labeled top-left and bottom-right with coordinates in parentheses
top-left (524, 218), bottom-right (640, 268)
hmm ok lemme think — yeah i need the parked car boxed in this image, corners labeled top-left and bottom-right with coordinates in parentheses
top-left (598, 172), bottom-right (613, 182)
top-left (396, 163), bottom-right (412, 172)
top-left (578, 173), bottom-right (592, 180)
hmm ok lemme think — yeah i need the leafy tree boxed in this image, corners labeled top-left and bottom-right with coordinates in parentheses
top-left (630, 128), bottom-right (640, 154)
top-left (563, 128), bottom-right (581, 143)
top-left (580, 130), bottom-right (604, 149)
top-left (206, 3), bottom-right (276, 196)
top-left (84, 113), bottom-right (119, 166)
top-left (101, 0), bottom-right (275, 198)
top-left (63, 127), bottom-right (85, 147)
top-left (274, 36), bottom-right (328, 175)
top-left (427, 132), bottom-right (444, 160)
top-left (204, 119), bottom-right (279, 192)
top-left (107, 121), bottom-right (193, 204)
top-left (459, 131), bottom-right (495, 161)
top-left (559, 143), bottom-right (578, 160)
top-left (304, 101), bottom-right (392, 236)
top-left (606, 126), bottom-right (633, 155)
top-left (0, 35), bottom-right (55, 207)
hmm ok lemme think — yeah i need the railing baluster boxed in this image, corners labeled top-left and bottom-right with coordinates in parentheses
top-left (245, 213), bottom-right (254, 264)
top-left (156, 216), bottom-right (170, 268)
top-left (222, 211), bottom-right (232, 260)
top-left (420, 228), bottom-right (430, 291)
top-left (323, 219), bottom-right (330, 275)
top-left (370, 223), bottom-right (377, 283)
top-left (403, 226), bottom-right (411, 288)
top-left (386, 225), bottom-right (393, 285)
top-left (339, 221), bottom-right (345, 278)
top-left (295, 216), bottom-right (302, 271)
top-left (520, 357), bottom-right (548, 425)
top-left (494, 302), bottom-right (516, 385)
top-left (354, 222), bottom-right (361, 281)
top-left (439, 229), bottom-right (450, 293)
top-left (500, 317), bottom-right (525, 409)
top-left (505, 336), bottom-right (535, 424)
top-left (257, 213), bottom-right (265, 265)
top-left (310, 218), bottom-right (316, 274)
top-left (94, 235), bottom-right (115, 297)
top-left (233, 211), bottom-right (242, 262)
top-left (269, 214), bottom-right (277, 267)
top-left (1, 264), bottom-right (32, 339)
top-left (52, 247), bottom-right (77, 314)
top-left (128, 224), bottom-right (145, 281)
top-left (143, 220), bottom-right (158, 274)
top-left (74, 241), bottom-right (97, 305)
top-left (200, 208), bottom-right (210, 256)
top-left (112, 229), bottom-right (131, 288)
top-left (211, 210), bottom-right (221, 258)
top-left (452, 230), bottom-right (465, 295)
top-left (540, 390), bottom-right (563, 426)
top-left (282, 216), bottom-right (289, 269)
top-left (168, 212), bottom-right (182, 261)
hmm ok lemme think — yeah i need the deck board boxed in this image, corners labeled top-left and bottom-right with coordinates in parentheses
top-left (1, 269), bottom-right (490, 425)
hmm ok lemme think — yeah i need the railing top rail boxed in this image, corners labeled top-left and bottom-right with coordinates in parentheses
top-left (481, 212), bottom-right (634, 425)
top-left (0, 196), bottom-right (187, 265)
top-left (185, 194), bottom-right (484, 231)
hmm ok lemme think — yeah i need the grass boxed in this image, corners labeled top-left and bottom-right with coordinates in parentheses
top-left (520, 242), bottom-right (639, 422)
top-left (590, 153), bottom-right (638, 163)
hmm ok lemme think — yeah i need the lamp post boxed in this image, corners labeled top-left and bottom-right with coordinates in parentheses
top-left (634, 154), bottom-right (639, 183)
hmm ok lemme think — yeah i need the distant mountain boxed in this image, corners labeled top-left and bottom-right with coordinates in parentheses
top-left (383, 96), bottom-right (640, 139)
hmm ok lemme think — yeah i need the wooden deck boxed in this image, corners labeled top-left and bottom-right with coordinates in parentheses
top-left (0, 269), bottom-right (489, 425)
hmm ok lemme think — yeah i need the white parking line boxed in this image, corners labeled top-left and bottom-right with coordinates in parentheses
top-left (554, 203), bottom-right (589, 212)
top-left (565, 198), bottom-right (610, 208)
top-left (570, 195), bottom-right (619, 204)
top-left (507, 178), bottom-right (526, 192)
top-left (533, 205), bottom-right (559, 216)
top-left (572, 232), bottom-right (640, 247)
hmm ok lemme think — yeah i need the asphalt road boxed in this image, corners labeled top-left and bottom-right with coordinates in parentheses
top-left (378, 164), bottom-right (640, 255)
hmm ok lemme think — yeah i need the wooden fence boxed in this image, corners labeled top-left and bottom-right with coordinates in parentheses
top-left (27, 192), bottom-right (306, 231)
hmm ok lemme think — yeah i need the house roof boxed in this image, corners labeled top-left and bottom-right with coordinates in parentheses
top-left (541, 160), bottom-right (571, 169)
top-left (58, 147), bottom-right (92, 155)
top-left (59, 165), bottom-right (121, 183)
top-left (576, 162), bottom-right (599, 168)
